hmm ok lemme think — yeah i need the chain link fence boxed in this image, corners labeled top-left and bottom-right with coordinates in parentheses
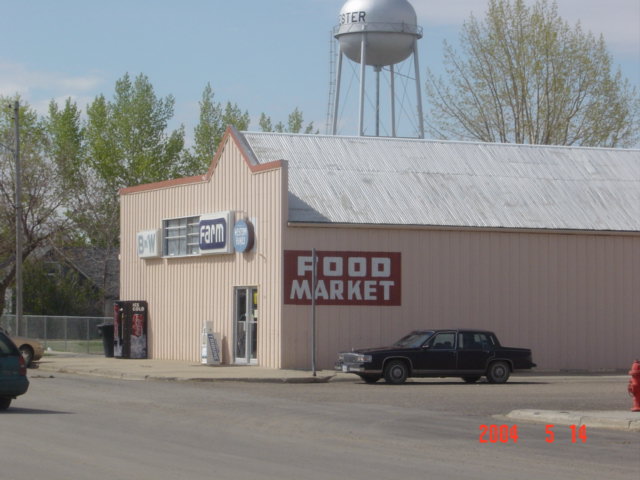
top-left (0, 314), bottom-right (111, 354)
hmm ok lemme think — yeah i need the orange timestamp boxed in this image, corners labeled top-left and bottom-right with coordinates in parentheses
top-left (479, 424), bottom-right (588, 444)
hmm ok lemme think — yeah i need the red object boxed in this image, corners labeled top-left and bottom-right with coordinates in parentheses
top-left (18, 355), bottom-right (26, 376)
top-left (629, 360), bottom-right (640, 412)
top-left (132, 314), bottom-right (144, 337)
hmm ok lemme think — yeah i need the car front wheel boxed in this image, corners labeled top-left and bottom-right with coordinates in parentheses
top-left (383, 360), bottom-right (409, 385)
top-left (486, 361), bottom-right (511, 384)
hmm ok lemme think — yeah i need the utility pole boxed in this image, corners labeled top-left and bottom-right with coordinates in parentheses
top-left (311, 248), bottom-right (317, 377)
top-left (14, 100), bottom-right (22, 334)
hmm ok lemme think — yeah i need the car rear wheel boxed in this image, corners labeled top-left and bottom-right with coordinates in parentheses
top-left (486, 361), bottom-right (511, 384)
top-left (383, 360), bottom-right (409, 385)
top-left (462, 376), bottom-right (481, 383)
top-left (19, 346), bottom-right (34, 368)
top-left (0, 397), bottom-right (11, 410)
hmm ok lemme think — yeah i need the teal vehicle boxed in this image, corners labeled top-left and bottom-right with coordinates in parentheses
top-left (0, 331), bottom-right (29, 410)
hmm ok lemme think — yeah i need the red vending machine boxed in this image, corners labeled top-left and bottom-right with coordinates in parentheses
top-left (113, 301), bottom-right (148, 359)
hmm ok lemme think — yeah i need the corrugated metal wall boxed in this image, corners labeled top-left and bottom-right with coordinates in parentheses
top-left (120, 140), bottom-right (285, 367)
top-left (282, 225), bottom-right (639, 371)
top-left (121, 129), bottom-right (638, 372)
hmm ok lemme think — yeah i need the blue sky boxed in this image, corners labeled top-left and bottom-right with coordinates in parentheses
top-left (2, 0), bottom-right (638, 141)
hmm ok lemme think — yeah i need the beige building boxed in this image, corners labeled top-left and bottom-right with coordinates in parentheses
top-left (120, 128), bottom-right (640, 371)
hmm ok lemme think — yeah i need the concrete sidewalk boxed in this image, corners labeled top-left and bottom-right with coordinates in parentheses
top-left (34, 352), bottom-right (344, 383)
top-left (33, 353), bottom-right (640, 432)
top-left (502, 409), bottom-right (640, 432)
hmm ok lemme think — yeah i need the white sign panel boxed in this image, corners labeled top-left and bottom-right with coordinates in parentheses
top-left (199, 211), bottom-right (235, 255)
top-left (137, 230), bottom-right (161, 258)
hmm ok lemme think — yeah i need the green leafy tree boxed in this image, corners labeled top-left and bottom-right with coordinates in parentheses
top-left (425, 0), bottom-right (640, 146)
top-left (259, 108), bottom-right (317, 134)
top-left (189, 83), bottom-right (223, 174)
top-left (49, 73), bottom-right (187, 247)
top-left (58, 72), bottom-right (188, 243)
top-left (258, 113), bottom-right (273, 132)
top-left (48, 98), bottom-right (84, 188)
top-left (85, 73), bottom-right (186, 188)
top-left (0, 97), bottom-right (69, 315)
top-left (286, 108), bottom-right (306, 134)
top-left (222, 102), bottom-right (250, 134)
top-left (47, 74), bottom-right (187, 312)
top-left (186, 83), bottom-right (251, 175)
top-left (48, 98), bottom-right (116, 248)
top-left (273, 120), bottom-right (286, 133)
top-left (23, 257), bottom-right (101, 316)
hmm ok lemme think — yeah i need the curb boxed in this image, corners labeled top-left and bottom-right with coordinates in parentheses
top-left (500, 409), bottom-right (640, 432)
top-left (152, 375), bottom-right (337, 384)
top-left (36, 364), bottom-right (341, 384)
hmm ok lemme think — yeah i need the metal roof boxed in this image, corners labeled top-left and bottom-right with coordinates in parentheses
top-left (241, 132), bottom-right (640, 232)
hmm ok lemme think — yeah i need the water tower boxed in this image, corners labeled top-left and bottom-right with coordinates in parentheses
top-left (330, 0), bottom-right (424, 138)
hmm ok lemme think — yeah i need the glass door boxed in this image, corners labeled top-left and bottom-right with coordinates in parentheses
top-left (234, 287), bottom-right (258, 364)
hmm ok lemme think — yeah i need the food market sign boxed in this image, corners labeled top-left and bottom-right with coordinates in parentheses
top-left (284, 251), bottom-right (401, 306)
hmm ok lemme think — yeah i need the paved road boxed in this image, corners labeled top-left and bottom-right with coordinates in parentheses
top-left (2, 373), bottom-right (638, 480)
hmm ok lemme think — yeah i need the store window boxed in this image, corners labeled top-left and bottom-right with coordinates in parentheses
top-left (163, 216), bottom-right (200, 256)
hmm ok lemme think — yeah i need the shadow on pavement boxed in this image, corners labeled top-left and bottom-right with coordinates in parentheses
top-left (2, 407), bottom-right (74, 415)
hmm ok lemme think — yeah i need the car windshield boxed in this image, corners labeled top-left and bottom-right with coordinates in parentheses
top-left (393, 331), bottom-right (434, 348)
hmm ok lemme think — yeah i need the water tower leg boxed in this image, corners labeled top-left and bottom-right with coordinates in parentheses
top-left (332, 51), bottom-right (343, 136)
top-left (413, 42), bottom-right (425, 139)
top-left (390, 64), bottom-right (396, 137)
top-left (359, 33), bottom-right (367, 137)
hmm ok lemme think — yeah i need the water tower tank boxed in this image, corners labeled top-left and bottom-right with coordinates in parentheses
top-left (335, 0), bottom-right (422, 67)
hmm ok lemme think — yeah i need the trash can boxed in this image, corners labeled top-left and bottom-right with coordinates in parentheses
top-left (97, 323), bottom-right (114, 358)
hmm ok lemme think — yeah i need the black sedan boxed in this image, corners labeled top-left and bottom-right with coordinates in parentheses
top-left (335, 329), bottom-right (536, 385)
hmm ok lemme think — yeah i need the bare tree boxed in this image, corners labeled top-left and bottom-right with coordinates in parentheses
top-left (0, 98), bottom-right (69, 314)
top-left (426, 0), bottom-right (639, 147)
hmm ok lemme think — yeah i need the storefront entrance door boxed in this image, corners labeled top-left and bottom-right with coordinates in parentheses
top-left (234, 287), bottom-right (258, 364)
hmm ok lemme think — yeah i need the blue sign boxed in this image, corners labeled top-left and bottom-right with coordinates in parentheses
top-left (233, 219), bottom-right (255, 253)
top-left (199, 217), bottom-right (227, 251)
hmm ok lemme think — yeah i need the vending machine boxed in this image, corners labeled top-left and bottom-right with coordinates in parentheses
top-left (113, 301), bottom-right (148, 359)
